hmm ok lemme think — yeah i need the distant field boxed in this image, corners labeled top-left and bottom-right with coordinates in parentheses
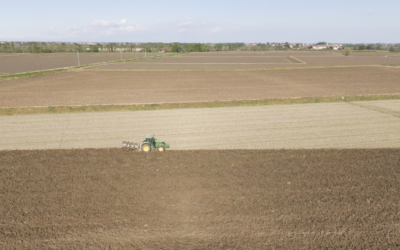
top-left (1, 101), bottom-right (400, 150)
top-left (87, 51), bottom-right (400, 70)
top-left (2, 51), bottom-right (399, 74)
top-left (0, 52), bottom-right (163, 74)
top-left (0, 66), bottom-right (399, 108)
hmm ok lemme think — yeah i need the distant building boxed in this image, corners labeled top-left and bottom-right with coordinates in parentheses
top-left (312, 44), bottom-right (343, 50)
top-left (329, 45), bottom-right (343, 50)
top-left (312, 45), bottom-right (327, 50)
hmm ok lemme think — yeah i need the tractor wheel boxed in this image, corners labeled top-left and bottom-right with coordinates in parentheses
top-left (157, 146), bottom-right (165, 152)
top-left (142, 143), bottom-right (151, 152)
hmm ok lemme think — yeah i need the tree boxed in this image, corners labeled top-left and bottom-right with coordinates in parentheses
top-left (171, 44), bottom-right (179, 52)
top-left (358, 44), bottom-right (366, 50)
top-left (193, 43), bottom-right (202, 52)
top-left (342, 47), bottom-right (351, 56)
top-left (317, 41), bottom-right (327, 45)
top-left (215, 43), bottom-right (223, 51)
top-left (107, 43), bottom-right (116, 52)
top-left (91, 45), bottom-right (99, 52)
top-left (60, 42), bottom-right (67, 52)
top-left (389, 47), bottom-right (395, 52)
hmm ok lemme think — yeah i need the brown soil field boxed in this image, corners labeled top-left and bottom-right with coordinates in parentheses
top-left (1, 67), bottom-right (399, 108)
top-left (0, 52), bottom-right (161, 74)
top-left (89, 52), bottom-right (400, 70)
top-left (1, 149), bottom-right (399, 249)
top-left (1, 101), bottom-right (400, 151)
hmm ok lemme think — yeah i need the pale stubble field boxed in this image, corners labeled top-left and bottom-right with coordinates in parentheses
top-left (1, 100), bottom-right (399, 151)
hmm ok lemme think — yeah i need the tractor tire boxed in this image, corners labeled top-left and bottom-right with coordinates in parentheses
top-left (142, 143), bottom-right (152, 153)
top-left (157, 146), bottom-right (165, 152)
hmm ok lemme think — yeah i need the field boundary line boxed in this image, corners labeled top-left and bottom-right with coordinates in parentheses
top-left (80, 52), bottom-right (187, 69)
top-left (59, 115), bottom-right (70, 148)
top-left (82, 64), bottom-right (381, 72)
top-left (120, 63), bottom-right (294, 65)
top-left (1, 94), bottom-right (400, 116)
top-left (347, 102), bottom-right (400, 119)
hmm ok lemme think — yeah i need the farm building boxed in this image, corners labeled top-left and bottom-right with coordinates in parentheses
top-left (311, 45), bottom-right (328, 50)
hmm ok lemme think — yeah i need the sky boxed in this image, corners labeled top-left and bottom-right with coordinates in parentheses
top-left (0, 0), bottom-right (399, 43)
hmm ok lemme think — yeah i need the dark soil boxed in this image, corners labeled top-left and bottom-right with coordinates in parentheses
top-left (1, 149), bottom-right (399, 249)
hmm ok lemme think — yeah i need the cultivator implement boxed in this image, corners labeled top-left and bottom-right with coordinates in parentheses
top-left (122, 135), bottom-right (170, 152)
top-left (122, 141), bottom-right (140, 149)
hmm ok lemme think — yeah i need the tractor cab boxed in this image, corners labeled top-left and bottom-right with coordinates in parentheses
top-left (143, 134), bottom-right (156, 146)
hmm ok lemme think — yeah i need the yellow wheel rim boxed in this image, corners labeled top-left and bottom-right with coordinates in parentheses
top-left (143, 145), bottom-right (150, 151)
top-left (158, 147), bottom-right (164, 151)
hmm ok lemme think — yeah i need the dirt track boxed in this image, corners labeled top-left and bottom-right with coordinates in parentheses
top-left (1, 149), bottom-right (399, 249)
top-left (1, 101), bottom-right (400, 150)
top-left (1, 67), bottom-right (400, 108)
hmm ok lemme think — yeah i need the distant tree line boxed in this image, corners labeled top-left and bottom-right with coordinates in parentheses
top-left (342, 43), bottom-right (397, 51)
top-left (0, 41), bottom-right (398, 53)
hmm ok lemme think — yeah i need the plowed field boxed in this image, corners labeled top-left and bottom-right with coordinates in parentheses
top-left (0, 52), bottom-right (157, 74)
top-left (89, 52), bottom-right (400, 70)
top-left (1, 67), bottom-right (400, 108)
top-left (1, 149), bottom-right (399, 249)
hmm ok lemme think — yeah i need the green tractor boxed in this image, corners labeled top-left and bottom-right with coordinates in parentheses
top-left (122, 135), bottom-right (170, 152)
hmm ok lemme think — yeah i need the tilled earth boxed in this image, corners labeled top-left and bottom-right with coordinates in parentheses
top-left (1, 67), bottom-right (400, 108)
top-left (0, 53), bottom-right (154, 74)
top-left (1, 149), bottom-right (399, 249)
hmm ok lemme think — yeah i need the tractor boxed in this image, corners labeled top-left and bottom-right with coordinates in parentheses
top-left (122, 135), bottom-right (170, 152)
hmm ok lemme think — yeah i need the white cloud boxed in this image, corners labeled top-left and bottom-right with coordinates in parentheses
top-left (177, 28), bottom-right (191, 33)
top-left (90, 19), bottom-right (128, 27)
top-left (178, 21), bottom-right (192, 27)
top-left (66, 25), bottom-right (79, 30)
top-left (118, 24), bottom-right (144, 32)
top-left (212, 27), bottom-right (221, 33)
top-left (63, 19), bottom-right (145, 37)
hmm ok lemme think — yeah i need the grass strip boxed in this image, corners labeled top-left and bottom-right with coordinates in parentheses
top-left (1, 94), bottom-right (400, 116)
top-left (0, 68), bottom-right (69, 80)
top-left (288, 56), bottom-right (306, 64)
top-left (381, 64), bottom-right (400, 67)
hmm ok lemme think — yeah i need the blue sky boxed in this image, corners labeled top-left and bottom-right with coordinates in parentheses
top-left (1, 0), bottom-right (398, 43)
